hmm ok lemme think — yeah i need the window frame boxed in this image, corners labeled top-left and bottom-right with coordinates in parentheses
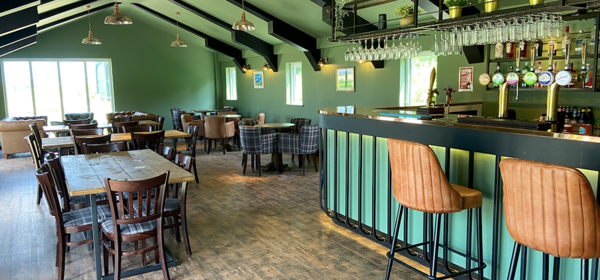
top-left (399, 52), bottom-right (437, 107)
top-left (225, 67), bottom-right (237, 101)
top-left (0, 58), bottom-right (115, 121)
top-left (286, 62), bottom-right (303, 106)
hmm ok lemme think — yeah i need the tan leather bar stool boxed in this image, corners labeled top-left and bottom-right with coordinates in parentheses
top-left (500, 159), bottom-right (600, 280)
top-left (386, 139), bottom-right (486, 280)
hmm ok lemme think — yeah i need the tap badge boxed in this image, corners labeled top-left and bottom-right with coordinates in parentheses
top-left (492, 73), bottom-right (504, 86)
top-left (506, 73), bottom-right (519, 86)
top-left (538, 72), bottom-right (554, 86)
top-left (479, 73), bottom-right (490, 86)
top-left (555, 71), bottom-right (571, 87)
top-left (524, 72), bottom-right (537, 86)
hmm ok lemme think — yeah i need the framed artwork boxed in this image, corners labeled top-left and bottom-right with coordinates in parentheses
top-left (254, 71), bottom-right (264, 89)
top-left (336, 67), bottom-right (355, 92)
top-left (458, 67), bottom-right (473, 92)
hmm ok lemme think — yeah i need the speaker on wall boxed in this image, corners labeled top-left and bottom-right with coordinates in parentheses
top-left (462, 45), bottom-right (485, 64)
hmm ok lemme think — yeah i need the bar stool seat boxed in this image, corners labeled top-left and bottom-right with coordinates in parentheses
top-left (451, 184), bottom-right (483, 210)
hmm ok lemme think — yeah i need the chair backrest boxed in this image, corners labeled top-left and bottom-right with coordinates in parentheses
top-left (170, 108), bottom-right (184, 131)
top-left (74, 134), bottom-right (111, 154)
top-left (185, 125), bottom-right (200, 157)
top-left (114, 116), bottom-right (132, 122)
top-left (69, 123), bottom-right (98, 130)
top-left (298, 125), bottom-right (319, 154)
top-left (64, 112), bottom-right (94, 121)
top-left (218, 111), bottom-right (237, 115)
top-left (130, 131), bottom-right (165, 152)
top-left (123, 126), bottom-right (152, 133)
top-left (29, 123), bottom-right (44, 153)
top-left (387, 138), bottom-right (462, 214)
top-left (499, 159), bottom-right (600, 259)
top-left (290, 118), bottom-right (311, 134)
top-left (159, 145), bottom-right (175, 161)
top-left (44, 153), bottom-right (71, 210)
top-left (71, 128), bottom-right (104, 136)
top-left (257, 113), bottom-right (265, 125)
top-left (111, 120), bottom-right (139, 133)
top-left (239, 119), bottom-right (258, 126)
top-left (240, 126), bottom-right (263, 155)
top-left (35, 165), bottom-right (64, 219)
top-left (175, 153), bottom-right (193, 172)
top-left (104, 172), bottom-right (170, 235)
top-left (63, 119), bottom-right (90, 126)
top-left (82, 142), bottom-right (127, 154)
top-left (156, 116), bottom-right (165, 131)
top-left (204, 117), bottom-right (227, 139)
top-left (24, 134), bottom-right (42, 168)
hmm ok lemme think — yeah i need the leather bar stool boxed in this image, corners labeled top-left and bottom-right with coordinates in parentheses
top-left (386, 139), bottom-right (486, 280)
top-left (500, 159), bottom-right (600, 280)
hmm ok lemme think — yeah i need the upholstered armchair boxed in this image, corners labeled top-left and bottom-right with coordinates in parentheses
top-left (240, 126), bottom-right (277, 177)
top-left (0, 118), bottom-right (46, 159)
top-left (204, 117), bottom-right (235, 155)
top-left (64, 112), bottom-right (94, 122)
top-left (289, 118), bottom-right (311, 134)
top-left (278, 125), bottom-right (319, 175)
top-left (241, 113), bottom-right (265, 125)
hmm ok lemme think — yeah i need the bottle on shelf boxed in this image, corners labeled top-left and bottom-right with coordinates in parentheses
top-left (521, 62), bottom-right (530, 88)
top-left (535, 62), bottom-right (543, 88)
top-left (568, 63), bottom-right (577, 88)
top-left (586, 63), bottom-right (594, 88)
top-left (562, 26), bottom-right (571, 56)
top-left (580, 108), bottom-right (587, 124)
top-left (495, 42), bottom-right (504, 59)
top-left (588, 107), bottom-right (595, 134)
top-left (506, 41), bottom-right (514, 59)
top-left (591, 19), bottom-right (597, 55)
top-left (534, 39), bottom-right (543, 57)
top-left (520, 41), bottom-right (527, 58)
top-left (575, 30), bottom-right (585, 55)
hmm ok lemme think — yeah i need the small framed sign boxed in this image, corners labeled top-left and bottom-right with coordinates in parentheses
top-left (336, 67), bottom-right (355, 92)
top-left (458, 67), bottom-right (473, 92)
top-left (254, 71), bottom-right (264, 89)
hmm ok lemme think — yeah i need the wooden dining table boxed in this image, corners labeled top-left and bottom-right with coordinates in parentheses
top-left (61, 150), bottom-right (194, 280)
top-left (42, 130), bottom-right (191, 153)
top-left (43, 120), bottom-right (161, 134)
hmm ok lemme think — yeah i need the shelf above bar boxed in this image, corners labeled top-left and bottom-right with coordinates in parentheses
top-left (490, 55), bottom-right (592, 63)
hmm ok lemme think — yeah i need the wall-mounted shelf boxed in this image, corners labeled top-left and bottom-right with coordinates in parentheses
top-left (486, 87), bottom-right (595, 93)
top-left (489, 55), bottom-right (594, 63)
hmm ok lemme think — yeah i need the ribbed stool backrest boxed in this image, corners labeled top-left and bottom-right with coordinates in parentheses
top-left (500, 158), bottom-right (600, 259)
top-left (388, 139), bottom-right (462, 214)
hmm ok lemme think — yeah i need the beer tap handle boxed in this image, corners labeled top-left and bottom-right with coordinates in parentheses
top-left (515, 46), bottom-right (520, 101)
top-left (531, 47), bottom-right (535, 67)
top-left (548, 42), bottom-right (554, 72)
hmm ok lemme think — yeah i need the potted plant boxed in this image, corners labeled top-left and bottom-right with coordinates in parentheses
top-left (444, 86), bottom-right (455, 104)
top-left (443, 0), bottom-right (469, 19)
top-left (395, 5), bottom-right (418, 26)
top-left (479, 0), bottom-right (498, 12)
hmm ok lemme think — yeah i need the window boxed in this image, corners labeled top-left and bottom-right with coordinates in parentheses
top-left (1, 59), bottom-right (114, 123)
top-left (400, 53), bottom-right (438, 106)
top-left (286, 62), bottom-right (302, 106)
top-left (225, 67), bottom-right (237, 100)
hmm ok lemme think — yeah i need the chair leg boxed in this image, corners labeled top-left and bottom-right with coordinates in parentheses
top-left (55, 242), bottom-right (59, 267)
top-left (222, 139), bottom-right (226, 155)
top-left (193, 159), bottom-right (199, 183)
top-left (312, 153), bottom-right (318, 172)
top-left (207, 139), bottom-right (212, 155)
top-left (103, 234), bottom-right (109, 275)
top-left (256, 155), bottom-right (261, 177)
top-left (291, 154), bottom-right (294, 163)
top-left (507, 243), bottom-right (522, 280)
top-left (141, 240), bottom-right (147, 266)
top-left (582, 260), bottom-right (590, 280)
top-left (243, 154), bottom-right (248, 174)
top-left (154, 237), bottom-right (159, 265)
top-left (37, 184), bottom-right (43, 205)
top-left (158, 221), bottom-right (171, 280)
top-left (520, 245), bottom-right (528, 279)
top-left (181, 211), bottom-right (192, 256)
top-left (385, 206), bottom-right (404, 280)
top-left (57, 237), bottom-right (66, 280)
top-left (552, 257), bottom-right (560, 280)
top-left (301, 155), bottom-right (306, 175)
top-left (429, 214), bottom-right (442, 278)
top-left (278, 153), bottom-right (283, 174)
top-left (174, 219), bottom-right (181, 244)
top-left (476, 207), bottom-right (484, 280)
top-left (241, 153), bottom-right (246, 166)
top-left (65, 234), bottom-right (71, 252)
top-left (251, 155), bottom-right (255, 170)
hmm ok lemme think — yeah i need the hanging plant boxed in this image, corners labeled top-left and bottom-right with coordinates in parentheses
top-left (334, 0), bottom-right (351, 40)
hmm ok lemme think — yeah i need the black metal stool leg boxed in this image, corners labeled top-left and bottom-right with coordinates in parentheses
top-left (543, 254), bottom-right (550, 280)
top-left (520, 246), bottom-right (528, 279)
top-left (476, 207), bottom-right (484, 280)
top-left (508, 243), bottom-right (522, 280)
top-left (583, 260), bottom-right (590, 280)
top-left (430, 214), bottom-right (443, 278)
top-left (423, 213), bottom-right (430, 263)
top-left (385, 206), bottom-right (404, 280)
top-left (465, 209), bottom-right (473, 279)
top-left (552, 256), bottom-right (560, 280)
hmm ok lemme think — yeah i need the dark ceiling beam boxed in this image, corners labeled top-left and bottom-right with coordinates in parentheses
top-left (0, 26), bottom-right (36, 49)
top-left (0, 6), bottom-right (38, 37)
top-left (0, 0), bottom-right (39, 16)
top-left (39, 0), bottom-right (104, 21)
top-left (168, 0), bottom-right (277, 72)
top-left (0, 36), bottom-right (36, 57)
top-left (37, 3), bottom-right (117, 31)
top-left (130, 4), bottom-right (246, 71)
top-left (309, 0), bottom-right (327, 7)
top-left (319, 3), bottom-right (378, 35)
top-left (224, 0), bottom-right (322, 71)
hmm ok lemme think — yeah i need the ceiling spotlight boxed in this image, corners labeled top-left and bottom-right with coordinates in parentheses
top-left (232, 0), bottom-right (255, 31)
top-left (82, 6), bottom-right (101, 45)
top-left (318, 57), bottom-right (329, 68)
top-left (104, 2), bottom-right (132, 25)
top-left (242, 64), bottom-right (250, 72)
top-left (171, 12), bottom-right (187, 48)
top-left (262, 63), bottom-right (269, 71)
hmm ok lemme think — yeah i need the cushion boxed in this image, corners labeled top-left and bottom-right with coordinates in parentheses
top-left (132, 112), bottom-right (147, 116)
top-left (132, 198), bottom-right (181, 214)
top-left (63, 205), bottom-right (112, 227)
top-left (101, 219), bottom-right (157, 236)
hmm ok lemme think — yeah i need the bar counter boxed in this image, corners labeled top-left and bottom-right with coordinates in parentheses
top-left (317, 106), bottom-right (600, 280)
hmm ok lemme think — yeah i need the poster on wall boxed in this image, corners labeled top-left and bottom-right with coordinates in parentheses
top-left (458, 67), bottom-right (473, 92)
top-left (336, 67), bottom-right (355, 92)
top-left (254, 71), bottom-right (264, 89)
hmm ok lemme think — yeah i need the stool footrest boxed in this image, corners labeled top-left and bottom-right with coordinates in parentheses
top-left (387, 251), bottom-right (486, 280)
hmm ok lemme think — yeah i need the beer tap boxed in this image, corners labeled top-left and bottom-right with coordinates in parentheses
top-left (515, 45), bottom-right (521, 101)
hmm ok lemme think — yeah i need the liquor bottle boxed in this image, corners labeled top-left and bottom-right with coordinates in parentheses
top-left (495, 42), bottom-right (504, 59)
top-left (521, 62), bottom-right (530, 87)
top-left (534, 39), bottom-right (544, 57)
top-left (569, 63), bottom-right (577, 88)
top-left (579, 108), bottom-right (587, 124)
top-left (586, 63), bottom-right (594, 88)
top-left (563, 26), bottom-right (571, 56)
top-left (535, 62), bottom-right (543, 88)
top-left (520, 41), bottom-right (528, 58)
top-left (588, 107), bottom-right (595, 134)
top-left (575, 30), bottom-right (585, 55)
top-left (506, 42), bottom-right (514, 59)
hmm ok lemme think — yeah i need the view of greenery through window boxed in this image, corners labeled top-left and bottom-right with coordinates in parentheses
top-left (2, 60), bottom-right (114, 123)
top-left (407, 55), bottom-right (437, 106)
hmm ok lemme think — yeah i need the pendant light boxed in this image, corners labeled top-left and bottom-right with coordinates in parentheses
top-left (232, 0), bottom-right (255, 31)
top-left (82, 6), bottom-right (101, 45)
top-left (104, 2), bottom-right (132, 25)
top-left (171, 12), bottom-right (187, 47)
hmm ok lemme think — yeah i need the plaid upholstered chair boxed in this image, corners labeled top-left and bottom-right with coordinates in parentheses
top-left (289, 118), bottom-right (311, 134)
top-left (278, 125), bottom-right (319, 175)
top-left (240, 126), bottom-right (277, 177)
top-left (170, 108), bottom-right (185, 131)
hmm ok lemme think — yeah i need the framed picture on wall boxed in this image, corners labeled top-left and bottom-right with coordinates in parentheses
top-left (254, 71), bottom-right (264, 89)
top-left (458, 67), bottom-right (473, 92)
top-left (336, 67), bottom-right (355, 92)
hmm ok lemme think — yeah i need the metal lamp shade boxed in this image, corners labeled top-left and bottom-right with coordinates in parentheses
top-left (171, 35), bottom-right (187, 47)
top-left (232, 12), bottom-right (255, 31)
top-left (104, 3), bottom-right (132, 25)
top-left (82, 31), bottom-right (101, 45)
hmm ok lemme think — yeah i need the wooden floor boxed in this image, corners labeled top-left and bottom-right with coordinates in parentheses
top-left (0, 145), bottom-right (421, 280)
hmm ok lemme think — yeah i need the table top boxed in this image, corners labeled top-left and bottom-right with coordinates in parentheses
top-left (42, 130), bottom-right (190, 150)
top-left (190, 109), bottom-right (218, 113)
top-left (61, 150), bottom-right (195, 197)
top-left (206, 115), bottom-right (241, 118)
top-left (43, 120), bottom-right (161, 133)
top-left (255, 123), bottom-right (295, 129)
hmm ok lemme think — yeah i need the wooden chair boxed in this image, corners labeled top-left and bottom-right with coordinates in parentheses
top-left (82, 142), bottom-right (128, 154)
top-left (111, 121), bottom-right (138, 133)
top-left (68, 123), bottom-right (98, 130)
top-left (74, 134), bottom-right (111, 154)
top-left (25, 133), bottom-right (45, 205)
top-left (156, 116), bottom-right (165, 131)
top-left (166, 153), bottom-right (193, 256)
top-left (123, 126), bottom-right (152, 133)
top-left (182, 125), bottom-right (199, 183)
top-left (63, 119), bottom-right (90, 126)
top-left (159, 145), bottom-right (175, 162)
top-left (114, 116), bottom-right (132, 122)
top-left (130, 131), bottom-right (165, 153)
top-left (218, 111), bottom-right (237, 115)
top-left (102, 172), bottom-right (171, 280)
top-left (71, 128), bottom-right (104, 136)
top-left (35, 165), bottom-right (112, 280)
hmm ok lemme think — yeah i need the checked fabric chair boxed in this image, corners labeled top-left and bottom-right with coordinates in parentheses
top-left (289, 118), bottom-right (312, 163)
top-left (278, 125), bottom-right (319, 175)
top-left (240, 126), bottom-right (278, 177)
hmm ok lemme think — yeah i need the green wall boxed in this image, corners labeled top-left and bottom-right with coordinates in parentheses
top-left (0, 8), bottom-right (217, 130)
